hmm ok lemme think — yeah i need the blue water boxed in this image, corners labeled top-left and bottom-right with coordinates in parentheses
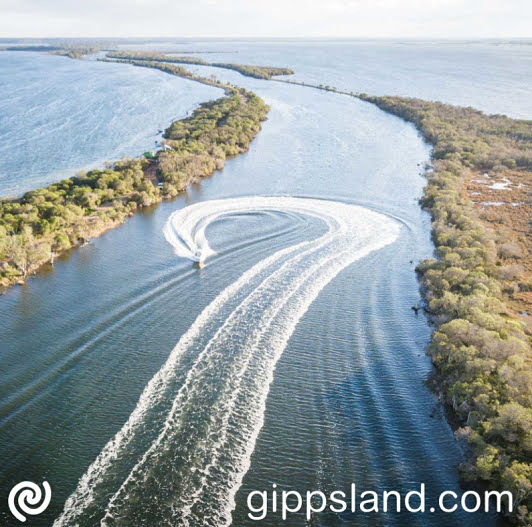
top-left (0, 51), bottom-right (220, 196)
top-left (0, 40), bottom-right (526, 526)
top-left (123, 39), bottom-right (532, 119)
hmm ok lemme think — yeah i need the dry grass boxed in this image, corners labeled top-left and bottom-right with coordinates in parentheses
top-left (465, 168), bottom-right (531, 323)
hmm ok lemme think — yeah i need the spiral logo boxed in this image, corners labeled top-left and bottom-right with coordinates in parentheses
top-left (8, 481), bottom-right (52, 522)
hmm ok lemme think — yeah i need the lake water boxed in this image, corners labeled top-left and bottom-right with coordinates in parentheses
top-left (0, 51), bottom-right (220, 196)
top-left (124, 38), bottom-right (532, 119)
top-left (1, 40), bottom-right (526, 526)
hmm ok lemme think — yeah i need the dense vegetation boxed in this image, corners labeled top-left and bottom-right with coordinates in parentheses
top-left (107, 50), bottom-right (209, 66)
top-left (49, 47), bottom-right (98, 59)
top-left (1, 45), bottom-right (98, 58)
top-left (106, 50), bottom-right (294, 79)
top-left (359, 95), bottom-right (532, 526)
top-left (0, 158), bottom-right (158, 286)
top-left (209, 62), bottom-right (294, 80)
top-left (159, 90), bottom-right (268, 194)
top-left (0, 64), bottom-right (269, 289)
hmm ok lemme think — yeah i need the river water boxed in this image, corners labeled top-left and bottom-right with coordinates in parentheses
top-left (1, 39), bottom-right (528, 526)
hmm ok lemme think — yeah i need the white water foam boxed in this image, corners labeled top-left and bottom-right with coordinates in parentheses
top-left (54, 196), bottom-right (399, 526)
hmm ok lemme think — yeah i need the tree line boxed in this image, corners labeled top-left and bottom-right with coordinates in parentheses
top-left (359, 94), bottom-right (531, 526)
top-left (106, 50), bottom-right (294, 79)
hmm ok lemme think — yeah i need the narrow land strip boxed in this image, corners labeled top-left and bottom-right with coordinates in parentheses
top-left (0, 61), bottom-right (269, 289)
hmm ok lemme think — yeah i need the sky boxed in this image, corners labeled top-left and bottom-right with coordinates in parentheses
top-left (0, 0), bottom-right (530, 39)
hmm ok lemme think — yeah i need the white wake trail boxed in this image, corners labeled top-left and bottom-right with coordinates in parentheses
top-left (54, 196), bottom-right (399, 526)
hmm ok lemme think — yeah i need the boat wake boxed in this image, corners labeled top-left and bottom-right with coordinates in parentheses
top-left (54, 196), bottom-right (399, 526)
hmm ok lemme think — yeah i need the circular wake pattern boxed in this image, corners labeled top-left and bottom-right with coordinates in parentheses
top-left (54, 196), bottom-right (399, 526)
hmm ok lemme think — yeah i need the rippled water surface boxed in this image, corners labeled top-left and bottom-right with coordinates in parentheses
top-left (0, 51), bottom-right (220, 196)
top-left (126, 38), bottom-right (532, 118)
top-left (1, 40), bottom-right (526, 526)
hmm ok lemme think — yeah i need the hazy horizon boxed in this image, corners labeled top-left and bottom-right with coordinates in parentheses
top-left (0, 0), bottom-right (530, 39)
top-left (2, 36), bottom-right (532, 41)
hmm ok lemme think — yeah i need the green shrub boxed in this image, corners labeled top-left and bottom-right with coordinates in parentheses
top-left (360, 94), bottom-right (532, 525)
